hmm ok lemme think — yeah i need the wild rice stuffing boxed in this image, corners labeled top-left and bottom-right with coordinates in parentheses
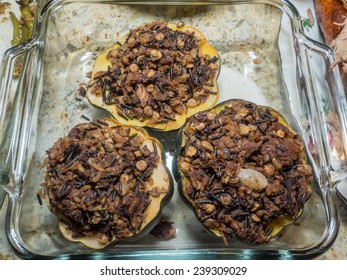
top-left (88, 21), bottom-right (219, 125)
top-left (178, 100), bottom-right (312, 244)
top-left (42, 120), bottom-right (161, 244)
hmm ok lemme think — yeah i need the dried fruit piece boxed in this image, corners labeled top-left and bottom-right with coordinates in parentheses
top-left (174, 99), bottom-right (312, 244)
top-left (86, 20), bottom-right (220, 131)
top-left (40, 118), bottom-right (173, 249)
top-left (150, 220), bottom-right (176, 239)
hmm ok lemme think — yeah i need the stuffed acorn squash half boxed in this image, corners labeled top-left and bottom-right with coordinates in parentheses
top-left (86, 20), bottom-right (220, 131)
top-left (41, 118), bottom-right (173, 249)
top-left (174, 99), bottom-right (312, 244)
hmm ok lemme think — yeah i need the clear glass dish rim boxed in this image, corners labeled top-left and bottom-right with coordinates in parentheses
top-left (0, 0), bottom-right (343, 259)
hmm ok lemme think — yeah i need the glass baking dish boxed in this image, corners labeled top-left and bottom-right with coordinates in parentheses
top-left (1, 0), bottom-right (347, 259)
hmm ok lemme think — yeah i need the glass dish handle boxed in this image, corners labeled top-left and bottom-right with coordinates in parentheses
top-left (0, 41), bottom-right (42, 258)
top-left (297, 34), bottom-right (347, 189)
top-left (0, 44), bottom-right (26, 207)
top-left (0, 41), bottom-right (41, 198)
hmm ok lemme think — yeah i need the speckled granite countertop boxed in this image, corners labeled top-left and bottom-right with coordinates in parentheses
top-left (0, 198), bottom-right (18, 260)
top-left (311, 196), bottom-right (347, 259)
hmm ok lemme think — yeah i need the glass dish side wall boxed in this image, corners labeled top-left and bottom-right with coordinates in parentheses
top-left (0, 0), bottom-right (345, 259)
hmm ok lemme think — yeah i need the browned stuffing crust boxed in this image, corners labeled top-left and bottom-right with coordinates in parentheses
top-left (178, 100), bottom-right (312, 244)
top-left (42, 121), bottom-right (160, 243)
top-left (89, 21), bottom-right (219, 124)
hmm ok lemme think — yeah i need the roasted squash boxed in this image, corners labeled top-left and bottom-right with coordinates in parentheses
top-left (86, 21), bottom-right (220, 131)
top-left (174, 99), bottom-right (312, 244)
top-left (42, 118), bottom-right (173, 249)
